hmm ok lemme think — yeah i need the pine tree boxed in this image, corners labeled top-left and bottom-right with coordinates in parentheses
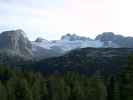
top-left (32, 73), bottom-right (48, 100)
top-left (119, 55), bottom-right (133, 100)
top-left (7, 78), bottom-right (33, 100)
top-left (84, 77), bottom-right (107, 100)
top-left (47, 76), bottom-right (70, 100)
top-left (0, 81), bottom-right (7, 100)
top-left (71, 80), bottom-right (85, 100)
top-left (107, 76), bottom-right (120, 100)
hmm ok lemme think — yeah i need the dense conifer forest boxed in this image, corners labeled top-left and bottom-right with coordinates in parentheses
top-left (0, 55), bottom-right (133, 100)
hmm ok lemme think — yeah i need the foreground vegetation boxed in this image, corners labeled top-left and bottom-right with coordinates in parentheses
top-left (0, 56), bottom-right (133, 100)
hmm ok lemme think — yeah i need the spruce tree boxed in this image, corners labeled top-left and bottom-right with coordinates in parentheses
top-left (7, 78), bottom-right (33, 100)
top-left (0, 81), bottom-right (7, 100)
top-left (119, 55), bottom-right (133, 100)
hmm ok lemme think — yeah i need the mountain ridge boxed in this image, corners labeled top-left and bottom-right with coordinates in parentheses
top-left (0, 29), bottom-right (33, 60)
top-left (0, 29), bottom-right (133, 60)
top-left (32, 48), bottom-right (133, 75)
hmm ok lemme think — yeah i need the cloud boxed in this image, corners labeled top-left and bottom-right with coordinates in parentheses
top-left (0, 0), bottom-right (64, 9)
top-left (1, 0), bottom-right (132, 40)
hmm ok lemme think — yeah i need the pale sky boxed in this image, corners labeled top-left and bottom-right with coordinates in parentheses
top-left (0, 0), bottom-right (132, 40)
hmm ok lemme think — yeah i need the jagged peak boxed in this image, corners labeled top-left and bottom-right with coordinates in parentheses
top-left (35, 37), bottom-right (49, 42)
top-left (1, 29), bottom-right (28, 38)
top-left (61, 33), bottom-right (91, 41)
top-left (102, 32), bottom-right (115, 35)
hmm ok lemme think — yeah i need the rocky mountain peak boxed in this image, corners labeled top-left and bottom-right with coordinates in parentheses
top-left (61, 33), bottom-right (91, 41)
top-left (95, 32), bottom-right (115, 41)
top-left (35, 37), bottom-right (49, 43)
top-left (0, 29), bottom-right (32, 59)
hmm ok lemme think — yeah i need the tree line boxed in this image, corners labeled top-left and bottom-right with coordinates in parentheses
top-left (0, 55), bottom-right (133, 100)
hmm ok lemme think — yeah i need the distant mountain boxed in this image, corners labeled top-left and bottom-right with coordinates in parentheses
top-left (32, 34), bottom-right (104, 59)
top-left (33, 34), bottom-right (103, 51)
top-left (61, 33), bottom-right (92, 41)
top-left (1, 29), bottom-right (133, 60)
top-left (32, 32), bottom-right (133, 59)
top-left (95, 32), bottom-right (133, 48)
top-left (0, 29), bottom-right (33, 60)
top-left (32, 42), bottom-right (64, 60)
top-left (35, 37), bottom-right (49, 43)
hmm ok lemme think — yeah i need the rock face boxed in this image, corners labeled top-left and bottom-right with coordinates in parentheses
top-left (35, 37), bottom-right (49, 43)
top-left (95, 32), bottom-right (115, 41)
top-left (95, 32), bottom-right (133, 48)
top-left (0, 29), bottom-right (32, 59)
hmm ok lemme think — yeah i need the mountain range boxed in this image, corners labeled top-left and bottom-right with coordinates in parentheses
top-left (0, 29), bottom-right (133, 100)
top-left (0, 29), bottom-right (133, 60)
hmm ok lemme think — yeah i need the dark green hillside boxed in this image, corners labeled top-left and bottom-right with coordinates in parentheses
top-left (0, 54), bottom-right (133, 100)
top-left (33, 48), bottom-right (133, 76)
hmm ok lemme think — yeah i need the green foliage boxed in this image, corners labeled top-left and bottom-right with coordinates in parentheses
top-left (118, 55), bottom-right (133, 100)
top-left (0, 65), bottom-right (108, 100)
top-left (0, 54), bottom-right (133, 100)
top-left (47, 76), bottom-right (70, 100)
top-left (0, 81), bottom-right (7, 100)
top-left (106, 55), bottom-right (133, 100)
top-left (7, 78), bottom-right (33, 100)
